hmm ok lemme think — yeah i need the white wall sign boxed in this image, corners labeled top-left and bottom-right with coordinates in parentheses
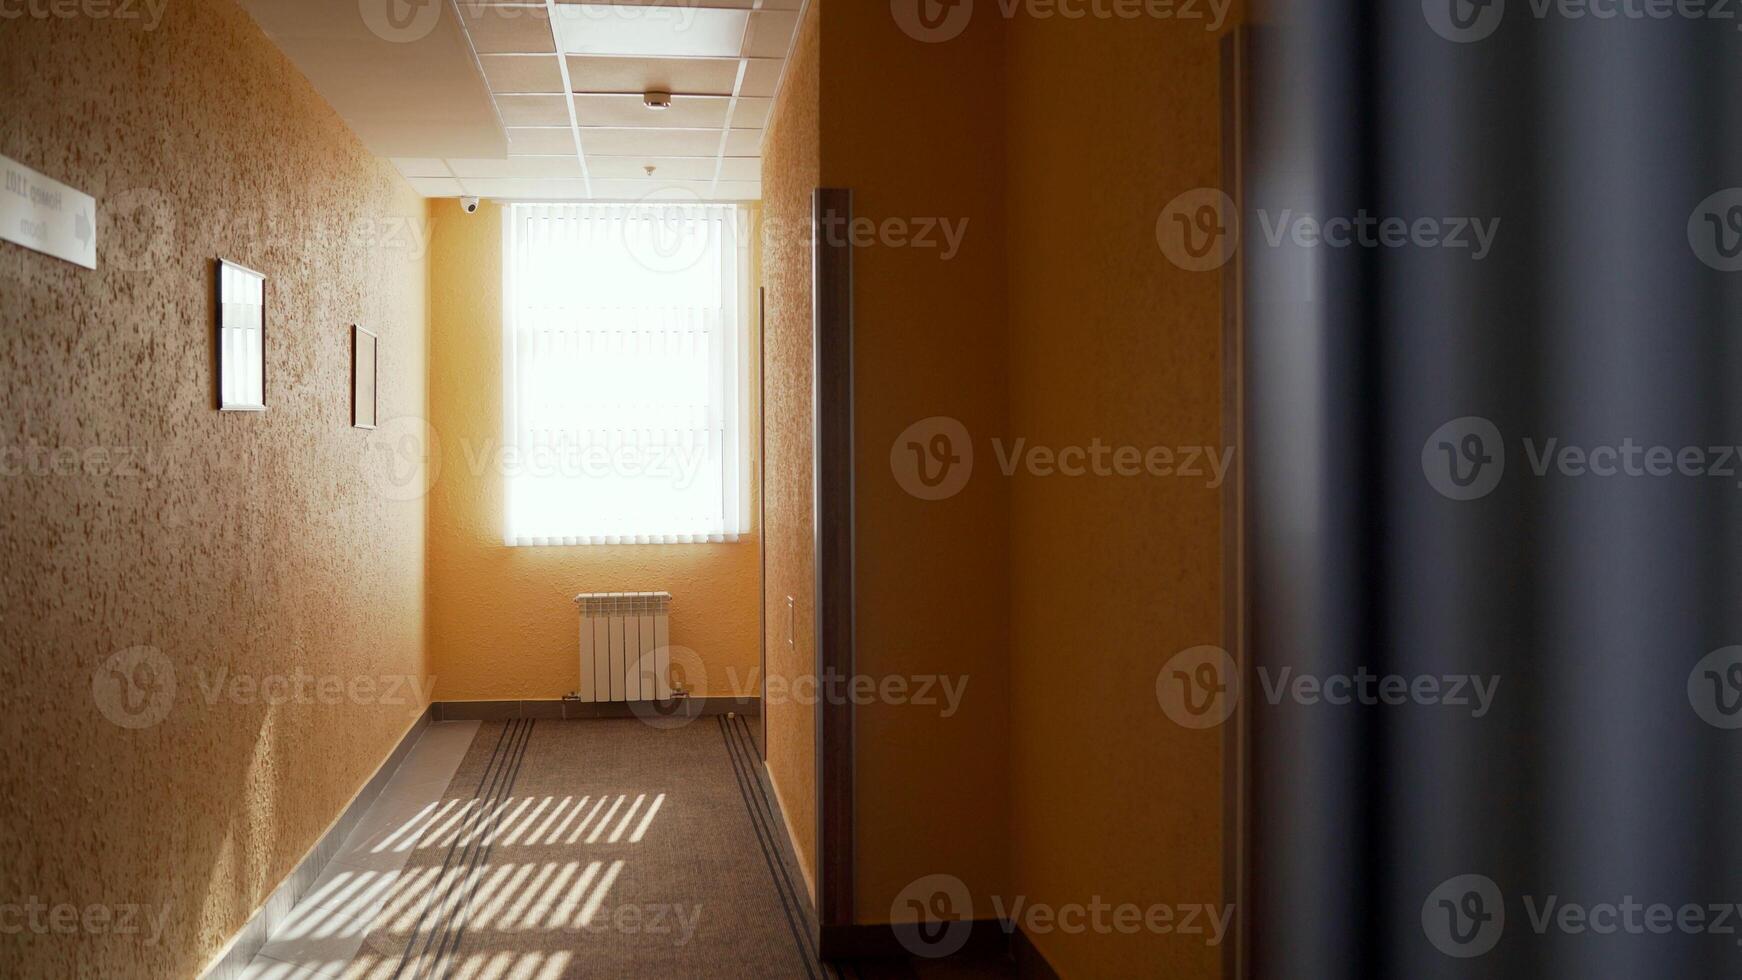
top-left (1, 154), bottom-right (96, 270)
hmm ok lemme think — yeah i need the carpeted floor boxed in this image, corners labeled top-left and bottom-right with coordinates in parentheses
top-left (331, 716), bottom-right (826, 980)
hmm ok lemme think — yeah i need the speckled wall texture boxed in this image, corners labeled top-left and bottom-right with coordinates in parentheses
top-left (0, 2), bottom-right (431, 977)
top-left (759, 0), bottom-right (822, 899)
top-left (425, 199), bottom-right (762, 702)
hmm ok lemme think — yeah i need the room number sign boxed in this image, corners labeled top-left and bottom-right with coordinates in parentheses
top-left (1, 153), bottom-right (97, 270)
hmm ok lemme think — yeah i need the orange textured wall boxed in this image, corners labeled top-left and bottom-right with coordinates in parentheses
top-left (759, 0), bottom-right (822, 900)
top-left (818, 0), bottom-right (1013, 922)
top-left (1005, 12), bottom-right (1235, 979)
top-left (0, 2), bottom-right (431, 977)
top-left (425, 200), bottom-right (762, 701)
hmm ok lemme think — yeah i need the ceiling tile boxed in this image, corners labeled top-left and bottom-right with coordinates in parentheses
top-left (446, 156), bottom-right (585, 178)
top-left (458, 5), bottom-right (556, 54)
top-left (728, 97), bottom-right (771, 129)
top-left (717, 156), bottom-right (760, 181)
top-left (566, 55), bottom-right (741, 95)
top-left (553, 6), bottom-right (750, 58)
top-left (744, 10), bottom-right (799, 59)
top-left (584, 156), bottom-right (761, 182)
top-left (587, 178), bottom-right (723, 199)
top-left (573, 93), bottom-right (729, 128)
top-left (392, 158), bottom-right (452, 178)
top-left (723, 128), bottom-right (760, 155)
top-left (712, 179), bottom-right (761, 200)
top-left (406, 177), bottom-right (465, 197)
top-left (588, 156), bottom-right (718, 180)
top-left (458, 177), bottom-right (594, 199)
top-left (506, 127), bottom-right (579, 155)
top-left (738, 59), bottom-right (782, 98)
top-left (580, 128), bottom-right (722, 156)
top-left (495, 94), bottom-right (573, 126)
top-left (480, 54), bottom-right (566, 93)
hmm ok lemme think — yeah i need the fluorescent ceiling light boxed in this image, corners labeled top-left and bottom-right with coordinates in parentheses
top-left (553, 5), bottom-right (749, 59)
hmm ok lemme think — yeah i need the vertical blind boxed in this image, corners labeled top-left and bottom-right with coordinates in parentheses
top-left (503, 203), bottom-right (749, 546)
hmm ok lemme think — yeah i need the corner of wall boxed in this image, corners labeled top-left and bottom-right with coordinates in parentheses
top-left (813, 0), bottom-right (1014, 926)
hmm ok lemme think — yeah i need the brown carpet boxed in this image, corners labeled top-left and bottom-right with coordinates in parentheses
top-left (334, 716), bottom-right (826, 980)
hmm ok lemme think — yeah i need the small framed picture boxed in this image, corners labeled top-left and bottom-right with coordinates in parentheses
top-left (216, 259), bottom-right (267, 411)
top-left (352, 325), bottom-right (378, 429)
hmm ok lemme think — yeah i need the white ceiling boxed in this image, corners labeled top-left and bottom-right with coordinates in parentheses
top-left (242, 1), bottom-right (807, 202)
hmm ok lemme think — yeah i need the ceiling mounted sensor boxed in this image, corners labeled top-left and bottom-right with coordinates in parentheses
top-left (644, 90), bottom-right (673, 111)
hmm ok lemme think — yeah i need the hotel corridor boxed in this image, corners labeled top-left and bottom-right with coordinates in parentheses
top-left (16, 0), bottom-right (1736, 976)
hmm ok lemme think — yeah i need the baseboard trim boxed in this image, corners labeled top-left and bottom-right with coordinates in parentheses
top-left (432, 696), bottom-right (760, 721)
top-left (197, 704), bottom-right (433, 980)
top-left (818, 920), bottom-right (1061, 976)
top-left (819, 919), bottom-right (1012, 961)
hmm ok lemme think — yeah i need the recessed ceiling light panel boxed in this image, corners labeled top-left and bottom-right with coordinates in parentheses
top-left (553, 5), bottom-right (750, 59)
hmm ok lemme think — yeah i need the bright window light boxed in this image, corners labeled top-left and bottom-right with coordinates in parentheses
top-left (503, 203), bottom-right (750, 546)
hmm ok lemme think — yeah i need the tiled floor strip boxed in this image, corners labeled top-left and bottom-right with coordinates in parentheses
top-left (239, 721), bottom-right (480, 979)
top-left (718, 714), bottom-right (828, 980)
top-left (393, 718), bottom-right (535, 979)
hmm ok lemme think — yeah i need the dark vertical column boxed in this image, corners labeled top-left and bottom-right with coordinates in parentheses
top-left (812, 187), bottom-right (856, 935)
top-left (1528, 13), bottom-right (1712, 980)
top-left (1703, 20), bottom-right (1742, 974)
top-left (1243, 2), bottom-right (1379, 977)
top-left (1371, 3), bottom-right (1548, 977)
top-left (1246, 2), bottom-right (1742, 978)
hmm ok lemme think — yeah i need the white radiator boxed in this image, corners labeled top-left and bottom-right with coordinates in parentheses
top-left (574, 592), bottom-right (672, 703)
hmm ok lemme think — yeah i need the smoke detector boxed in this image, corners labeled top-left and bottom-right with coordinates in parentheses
top-left (643, 90), bottom-right (672, 111)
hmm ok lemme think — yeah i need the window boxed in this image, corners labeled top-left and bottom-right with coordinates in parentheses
top-left (503, 203), bottom-right (750, 545)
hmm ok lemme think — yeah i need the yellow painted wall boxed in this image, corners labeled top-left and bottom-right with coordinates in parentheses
top-left (750, 5), bottom-right (1237, 973)
top-left (1005, 11), bottom-right (1237, 979)
top-left (759, 0), bottom-right (823, 901)
top-left (817, 0), bottom-right (1014, 921)
top-left (425, 200), bottom-right (762, 700)
top-left (0, 2), bottom-right (431, 976)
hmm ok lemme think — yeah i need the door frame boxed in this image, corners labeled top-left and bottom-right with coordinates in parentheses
top-left (1220, 25), bottom-right (1252, 980)
top-left (758, 284), bottom-right (769, 759)
top-left (812, 187), bottom-right (857, 935)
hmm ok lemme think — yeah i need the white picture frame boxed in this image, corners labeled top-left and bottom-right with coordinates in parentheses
top-left (352, 325), bottom-right (378, 430)
top-left (216, 259), bottom-right (266, 411)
